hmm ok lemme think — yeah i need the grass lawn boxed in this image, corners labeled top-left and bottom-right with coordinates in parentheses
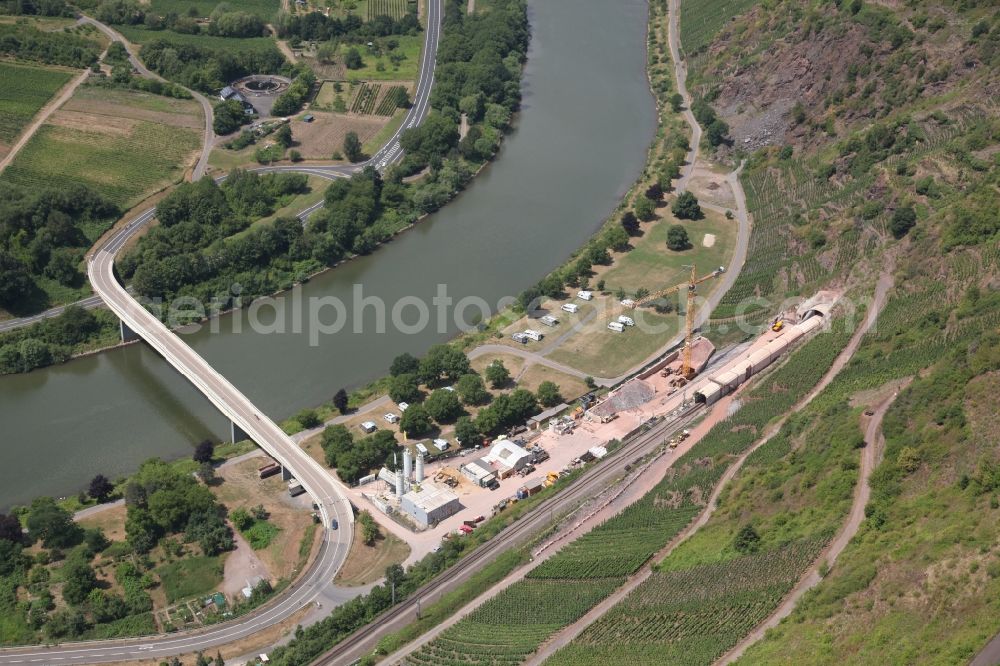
top-left (544, 207), bottom-right (737, 377)
top-left (334, 521), bottom-right (411, 586)
top-left (157, 555), bottom-right (225, 603)
top-left (362, 107), bottom-right (406, 153)
top-left (598, 207), bottom-right (736, 296)
top-left (0, 62), bottom-right (73, 148)
top-left (342, 34), bottom-right (422, 81)
top-left (516, 364), bottom-right (589, 402)
top-left (1, 87), bottom-right (202, 209)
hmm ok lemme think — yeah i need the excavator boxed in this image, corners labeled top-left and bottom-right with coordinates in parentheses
top-left (617, 264), bottom-right (725, 379)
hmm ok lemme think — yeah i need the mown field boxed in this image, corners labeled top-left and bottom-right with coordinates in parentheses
top-left (0, 62), bottom-right (73, 150)
top-left (1, 87), bottom-right (202, 209)
top-left (340, 34), bottom-right (422, 81)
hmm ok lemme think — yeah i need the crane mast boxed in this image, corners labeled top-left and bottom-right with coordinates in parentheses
top-left (622, 263), bottom-right (725, 378)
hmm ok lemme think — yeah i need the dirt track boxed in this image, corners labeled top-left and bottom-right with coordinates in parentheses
top-left (0, 66), bottom-right (91, 174)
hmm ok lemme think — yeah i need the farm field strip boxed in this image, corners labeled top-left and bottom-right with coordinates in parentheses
top-left (544, 538), bottom-right (829, 666)
top-left (1, 119), bottom-right (200, 209)
top-left (351, 82), bottom-right (381, 114)
top-left (367, 0), bottom-right (414, 20)
top-left (402, 447), bottom-right (730, 665)
top-left (0, 62), bottom-right (74, 147)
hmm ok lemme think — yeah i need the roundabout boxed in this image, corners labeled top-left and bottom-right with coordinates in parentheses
top-left (230, 74), bottom-right (293, 117)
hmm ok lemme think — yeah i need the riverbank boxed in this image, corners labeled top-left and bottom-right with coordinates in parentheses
top-left (0, 0), bottom-right (659, 511)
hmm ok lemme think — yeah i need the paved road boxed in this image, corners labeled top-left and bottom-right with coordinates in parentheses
top-left (1, 0), bottom-right (441, 335)
top-left (79, 16), bottom-right (215, 180)
top-left (0, 2), bottom-right (443, 663)
top-left (313, 406), bottom-right (704, 666)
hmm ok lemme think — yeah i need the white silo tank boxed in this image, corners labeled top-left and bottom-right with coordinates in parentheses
top-left (403, 448), bottom-right (412, 481)
top-left (395, 470), bottom-right (403, 498)
top-left (415, 453), bottom-right (425, 483)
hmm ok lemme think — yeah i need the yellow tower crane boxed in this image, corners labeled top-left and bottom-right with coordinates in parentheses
top-left (622, 264), bottom-right (725, 378)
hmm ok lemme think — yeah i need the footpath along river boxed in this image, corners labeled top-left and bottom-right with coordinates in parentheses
top-left (0, 0), bottom-right (657, 509)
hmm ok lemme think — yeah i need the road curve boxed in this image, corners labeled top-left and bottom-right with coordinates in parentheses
top-left (1, 0), bottom-right (441, 335)
top-left (0, 2), bottom-right (443, 663)
top-left (78, 16), bottom-right (215, 180)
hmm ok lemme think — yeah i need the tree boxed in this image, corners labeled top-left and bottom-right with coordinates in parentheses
top-left (484, 360), bottom-right (510, 389)
top-left (455, 416), bottom-right (481, 448)
top-left (733, 524), bottom-right (760, 554)
top-left (343, 131), bottom-right (363, 163)
top-left (0, 251), bottom-right (35, 309)
top-left (230, 508), bottom-right (253, 531)
top-left (344, 47), bottom-right (363, 69)
top-left (390, 353), bottom-right (420, 376)
top-left (333, 388), bottom-right (349, 414)
top-left (536, 381), bottom-right (563, 408)
top-left (86, 475), bottom-right (113, 504)
top-left (399, 403), bottom-right (432, 438)
top-left (455, 373), bottom-right (489, 406)
top-left (671, 191), bottom-right (703, 220)
top-left (645, 182), bottom-right (663, 201)
top-left (634, 195), bottom-right (656, 221)
top-left (388, 373), bottom-right (421, 404)
top-left (0, 513), bottom-right (24, 544)
top-left (275, 123), bottom-right (293, 148)
top-left (26, 497), bottom-right (82, 548)
top-left (706, 118), bottom-right (730, 147)
top-left (604, 225), bottom-right (629, 252)
top-left (424, 389), bottom-right (463, 424)
top-left (621, 211), bottom-right (640, 235)
top-left (418, 344), bottom-right (471, 383)
top-left (193, 440), bottom-right (214, 464)
top-left (666, 225), bottom-right (691, 251)
top-left (358, 510), bottom-right (379, 545)
top-left (296, 408), bottom-right (321, 428)
top-left (213, 99), bottom-right (248, 135)
top-left (890, 205), bottom-right (916, 239)
top-left (61, 556), bottom-right (98, 605)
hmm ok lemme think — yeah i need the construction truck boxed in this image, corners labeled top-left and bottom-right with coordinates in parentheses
top-left (772, 318), bottom-right (784, 332)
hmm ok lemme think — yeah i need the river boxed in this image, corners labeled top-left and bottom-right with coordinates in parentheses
top-left (0, 0), bottom-right (657, 510)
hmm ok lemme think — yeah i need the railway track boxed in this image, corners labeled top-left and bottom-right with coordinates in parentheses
top-left (314, 404), bottom-right (703, 665)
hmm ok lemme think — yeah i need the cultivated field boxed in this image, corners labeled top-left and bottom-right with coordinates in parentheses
top-left (679, 0), bottom-right (758, 55)
top-left (547, 539), bottom-right (828, 666)
top-left (147, 0), bottom-right (281, 21)
top-left (1, 85), bottom-right (202, 209)
top-left (0, 61), bottom-right (73, 158)
top-left (366, 0), bottom-right (415, 20)
top-left (404, 458), bottom-right (726, 665)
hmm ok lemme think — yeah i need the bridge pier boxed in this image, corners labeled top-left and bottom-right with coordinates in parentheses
top-left (230, 420), bottom-right (251, 444)
top-left (119, 320), bottom-right (140, 343)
